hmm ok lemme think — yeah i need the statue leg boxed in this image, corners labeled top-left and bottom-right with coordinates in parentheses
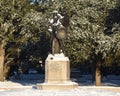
top-left (52, 37), bottom-right (61, 55)
top-left (59, 40), bottom-right (66, 55)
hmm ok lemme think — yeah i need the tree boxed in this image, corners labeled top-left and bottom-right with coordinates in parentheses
top-left (56, 0), bottom-right (119, 86)
top-left (0, 0), bottom-right (36, 80)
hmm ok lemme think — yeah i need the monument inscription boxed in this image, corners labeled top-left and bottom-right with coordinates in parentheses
top-left (48, 63), bottom-right (60, 72)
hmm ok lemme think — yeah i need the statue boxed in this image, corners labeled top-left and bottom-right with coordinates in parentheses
top-left (47, 11), bottom-right (69, 55)
top-left (37, 11), bottom-right (78, 90)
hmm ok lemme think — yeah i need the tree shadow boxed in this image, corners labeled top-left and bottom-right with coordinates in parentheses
top-left (9, 73), bottom-right (120, 88)
top-left (71, 74), bottom-right (120, 87)
top-left (9, 74), bottom-right (45, 86)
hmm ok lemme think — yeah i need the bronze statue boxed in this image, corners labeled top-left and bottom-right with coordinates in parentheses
top-left (47, 11), bottom-right (69, 55)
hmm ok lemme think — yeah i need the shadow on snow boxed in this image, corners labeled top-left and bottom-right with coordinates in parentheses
top-left (8, 73), bottom-right (120, 87)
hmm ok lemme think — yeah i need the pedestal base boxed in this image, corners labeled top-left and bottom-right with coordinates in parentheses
top-left (37, 81), bottom-right (78, 90)
top-left (37, 53), bottom-right (78, 90)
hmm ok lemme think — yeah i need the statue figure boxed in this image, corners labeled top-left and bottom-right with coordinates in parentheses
top-left (47, 11), bottom-right (69, 55)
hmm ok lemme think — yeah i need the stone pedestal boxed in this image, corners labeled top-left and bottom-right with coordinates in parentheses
top-left (37, 53), bottom-right (78, 90)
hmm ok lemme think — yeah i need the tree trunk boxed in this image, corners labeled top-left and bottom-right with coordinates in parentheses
top-left (0, 44), bottom-right (5, 81)
top-left (95, 61), bottom-right (101, 86)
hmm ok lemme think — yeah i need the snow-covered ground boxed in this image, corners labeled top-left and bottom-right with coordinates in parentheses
top-left (0, 74), bottom-right (120, 96)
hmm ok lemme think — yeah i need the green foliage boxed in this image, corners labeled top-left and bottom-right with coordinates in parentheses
top-left (59, 0), bottom-right (120, 66)
top-left (0, 0), bottom-right (32, 56)
top-left (0, 0), bottom-right (44, 76)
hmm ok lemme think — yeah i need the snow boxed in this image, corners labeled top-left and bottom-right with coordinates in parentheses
top-left (0, 74), bottom-right (120, 96)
